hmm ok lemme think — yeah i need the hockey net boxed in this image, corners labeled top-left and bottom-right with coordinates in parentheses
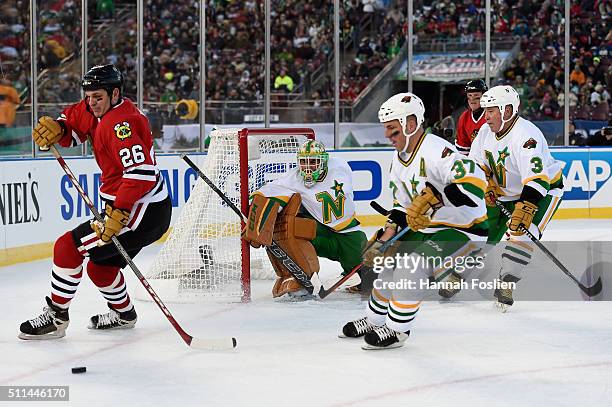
top-left (144, 128), bottom-right (314, 302)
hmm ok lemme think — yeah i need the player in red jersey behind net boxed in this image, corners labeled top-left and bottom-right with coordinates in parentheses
top-left (19, 64), bottom-right (171, 340)
top-left (455, 79), bottom-right (488, 155)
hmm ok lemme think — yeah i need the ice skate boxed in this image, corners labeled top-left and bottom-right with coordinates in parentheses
top-left (339, 317), bottom-right (375, 338)
top-left (362, 325), bottom-right (409, 350)
top-left (19, 296), bottom-right (69, 340)
top-left (89, 303), bottom-right (137, 330)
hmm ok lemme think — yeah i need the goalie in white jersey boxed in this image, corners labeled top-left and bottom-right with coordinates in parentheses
top-left (341, 92), bottom-right (488, 350)
top-left (468, 85), bottom-right (564, 310)
top-left (242, 140), bottom-right (367, 298)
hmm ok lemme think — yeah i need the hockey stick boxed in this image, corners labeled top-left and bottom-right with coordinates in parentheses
top-left (181, 154), bottom-right (321, 295)
top-left (370, 201), bottom-right (389, 216)
top-left (368, 201), bottom-right (413, 248)
top-left (494, 199), bottom-right (602, 297)
top-left (49, 145), bottom-right (237, 350)
top-left (318, 226), bottom-right (411, 298)
top-left (319, 202), bottom-right (417, 298)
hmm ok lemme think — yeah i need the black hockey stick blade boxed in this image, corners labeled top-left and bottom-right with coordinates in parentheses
top-left (494, 199), bottom-right (602, 298)
top-left (370, 201), bottom-right (389, 216)
top-left (580, 277), bottom-right (603, 297)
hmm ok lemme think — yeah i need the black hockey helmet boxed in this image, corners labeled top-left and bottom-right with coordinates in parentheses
top-left (465, 79), bottom-right (488, 93)
top-left (82, 64), bottom-right (123, 96)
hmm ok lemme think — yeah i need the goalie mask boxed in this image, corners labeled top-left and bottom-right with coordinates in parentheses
top-left (297, 140), bottom-right (328, 188)
top-left (378, 92), bottom-right (425, 154)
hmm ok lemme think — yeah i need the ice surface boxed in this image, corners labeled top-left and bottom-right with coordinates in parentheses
top-left (2, 220), bottom-right (611, 406)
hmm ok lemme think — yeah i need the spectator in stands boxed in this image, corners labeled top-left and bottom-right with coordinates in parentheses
top-left (96, 0), bottom-right (115, 20)
top-left (570, 64), bottom-right (587, 86)
top-left (340, 82), bottom-right (357, 102)
top-left (568, 121), bottom-right (587, 146)
top-left (590, 84), bottom-right (605, 106)
top-left (0, 78), bottom-right (19, 128)
top-left (587, 124), bottom-right (612, 146)
top-left (274, 69), bottom-right (294, 93)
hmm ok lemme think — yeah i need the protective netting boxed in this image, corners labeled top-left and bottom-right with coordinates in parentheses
top-left (144, 128), bottom-right (309, 301)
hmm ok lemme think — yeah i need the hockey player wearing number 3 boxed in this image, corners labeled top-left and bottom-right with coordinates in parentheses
top-left (341, 93), bottom-right (488, 350)
top-left (19, 64), bottom-right (171, 340)
top-left (242, 140), bottom-right (367, 298)
top-left (468, 85), bottom-right (564, 311)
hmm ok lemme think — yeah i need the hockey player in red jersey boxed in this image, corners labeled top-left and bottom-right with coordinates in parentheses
top-left (455, 79), bottom-right (487, 155)
top-left (19, 64), bottom-right (171, 340)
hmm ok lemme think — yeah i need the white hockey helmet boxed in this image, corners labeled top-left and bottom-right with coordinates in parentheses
top-left (480, 85), bottom-right (520, 128)
top-left (378, 92), bottom-right (425, 142)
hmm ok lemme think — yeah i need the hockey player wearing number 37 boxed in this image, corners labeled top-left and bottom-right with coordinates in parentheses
top-left (468, 85), bottom-right (564, 311)
top-left (341, 93), bottom-right (489, 350)
top-left (242, 140), bottom-right (367, 298)
top-left (19, 64), bottom-right (171, 340)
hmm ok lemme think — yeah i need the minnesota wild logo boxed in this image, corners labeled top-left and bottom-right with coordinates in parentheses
top-left (523, 138), bottom-right (537, 149)
top-left (114, 122), bottom-right (132, 140)
top-left (441, 147), bottom-right (453, 158)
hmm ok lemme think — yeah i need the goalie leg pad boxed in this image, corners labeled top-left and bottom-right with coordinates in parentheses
top-left (268, 194), bottom-right (320, 297)
top-left (243, 194), bottom-right (280, 248)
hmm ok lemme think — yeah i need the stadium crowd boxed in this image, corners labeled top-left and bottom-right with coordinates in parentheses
top-left (0, 0), bottom-right (609, 124)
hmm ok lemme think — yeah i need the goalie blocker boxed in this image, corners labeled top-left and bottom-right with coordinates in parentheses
top-left (244, 194), bottom-right (320, 297)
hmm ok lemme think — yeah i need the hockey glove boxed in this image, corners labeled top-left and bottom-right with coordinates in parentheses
top-left (508, 201), bottom-right (538, 236)
top-left (363, 240), bottom-right (400, 269)
top-left (33, 116), bottom-right (63, 148)
top-left (363, 229), bottom-right (400, 268)
top-left (92, 204), bottom-right (131, 244)
top-left (406, 185), bottom-right (443, 232)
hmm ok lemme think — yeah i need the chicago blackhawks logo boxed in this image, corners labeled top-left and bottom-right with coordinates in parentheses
top-left (114, 122), bottom-right (132, 140)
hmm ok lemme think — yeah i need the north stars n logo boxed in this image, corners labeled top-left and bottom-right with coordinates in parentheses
top-left (484, 147), bottom-right (510, 187)
top-left (409, 174), bottom-right (420, 195)
top-left (114, 122), bottom-right (132, 140)
top-left (315, 189), bottom-right (346, 224)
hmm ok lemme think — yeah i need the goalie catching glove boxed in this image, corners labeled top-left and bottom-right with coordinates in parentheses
top-left (406, 184), bottom-right (443, 231)
top-left (33, 116), bottom-right (63, 148)
top-left (92, 204), bottom-right (130, 244)
top-left (508, 201), bottom-right (538, 236)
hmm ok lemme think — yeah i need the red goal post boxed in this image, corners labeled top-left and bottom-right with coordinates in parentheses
top-left (238, 128), bottom-right (315, 301)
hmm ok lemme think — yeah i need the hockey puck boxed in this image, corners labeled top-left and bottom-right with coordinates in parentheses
top-left (71, 367), bottom-right (86, 374)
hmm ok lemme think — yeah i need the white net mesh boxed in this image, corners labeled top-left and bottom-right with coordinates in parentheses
top-left (144, 128), bottom-right (310, 301)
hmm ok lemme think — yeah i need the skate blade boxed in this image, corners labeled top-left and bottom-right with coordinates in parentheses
top-left (495, 301), bottom-right (511, 313)
top-left (338, 333), bottom-right (366, 339)
top-left (87, 320), bottom-right (137, 330)
top-left (18, 330), bottom-right (66, 340)
top-left (361, 341), bottom-right (405, 350)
